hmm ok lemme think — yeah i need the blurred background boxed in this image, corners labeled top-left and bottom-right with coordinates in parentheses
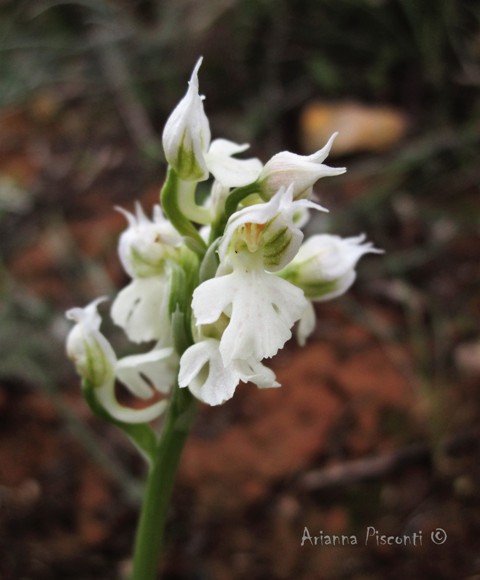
top-left (0, 0), bottom-right (479, 578)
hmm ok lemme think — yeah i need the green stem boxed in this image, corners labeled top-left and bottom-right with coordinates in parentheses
top-left (130, 386), bottom-right (198, 580)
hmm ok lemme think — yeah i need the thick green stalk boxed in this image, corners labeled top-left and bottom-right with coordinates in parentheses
top-left (130, 387), bottom-right (198, 580)
top-left (160, 167), bottom-right (207, 253)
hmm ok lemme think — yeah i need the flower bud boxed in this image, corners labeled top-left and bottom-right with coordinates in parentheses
top-left (259, 133), bottom-right (346, 200)
top-left (162, 58), bottom-right (211, 181)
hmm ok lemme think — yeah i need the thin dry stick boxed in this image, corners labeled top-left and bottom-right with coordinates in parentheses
top-left (299, 431), bottom-right (479, 491)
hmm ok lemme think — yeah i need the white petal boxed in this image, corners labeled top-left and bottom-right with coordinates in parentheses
top-left (193, 269), bottom-right (308, 364)
top-left (208, 138), bottom-right (250, 157)
top-left (205, 139), bottom-right (262, 187)
top-left (178, 339), bottom-right (240, 405)
top-left (110, 277), bottom-right (170, 343)
top-left (234, 358), bottom-right (280, 388)
top-left (191, 274), bottom-right (233, 326)
top-left (116, 346), bottom-right (177, 398)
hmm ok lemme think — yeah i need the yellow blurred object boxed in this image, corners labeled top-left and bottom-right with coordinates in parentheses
top-left (455, 340), bottom-right (480, 377)
top-left (300, 101), bottom-right (408, 156)
top-left (30, 92), bottom-right (62, 122)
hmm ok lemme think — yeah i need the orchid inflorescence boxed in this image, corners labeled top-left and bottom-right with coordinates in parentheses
top-left (66, 58), bottom-right (382, 425)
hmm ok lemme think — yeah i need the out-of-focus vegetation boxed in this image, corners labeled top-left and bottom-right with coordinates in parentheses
top-left (0, 1), bottom-right (479, 578)
top-left (1, 1), bottom-right (478, 131)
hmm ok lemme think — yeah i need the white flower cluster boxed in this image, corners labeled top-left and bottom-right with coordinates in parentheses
top-left (66, 59), bottom-right (382, 421)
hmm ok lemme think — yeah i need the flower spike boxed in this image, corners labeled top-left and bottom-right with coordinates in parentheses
top-left (67, 58), bottom-right (382, 414)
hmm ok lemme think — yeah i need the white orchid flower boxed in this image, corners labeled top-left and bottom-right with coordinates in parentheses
top-left (281, 233), bottom-right (382, 300)
top-left (178, 338), bottom-right (239, 405)
top-left (279, 234), bottom-right (383, 344)
top-left (259, 133), bottom-right (346, 200)
top-left (192, 186), bottom-right (325, 366)
top-left (219, 184), bottom-right (327, 272)
top-left (111, 202), bottom-right (180, 344)
top-left (66, 299), bottom-right (169, 423)
top-left (178, 338), bottom-right (278, 406)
